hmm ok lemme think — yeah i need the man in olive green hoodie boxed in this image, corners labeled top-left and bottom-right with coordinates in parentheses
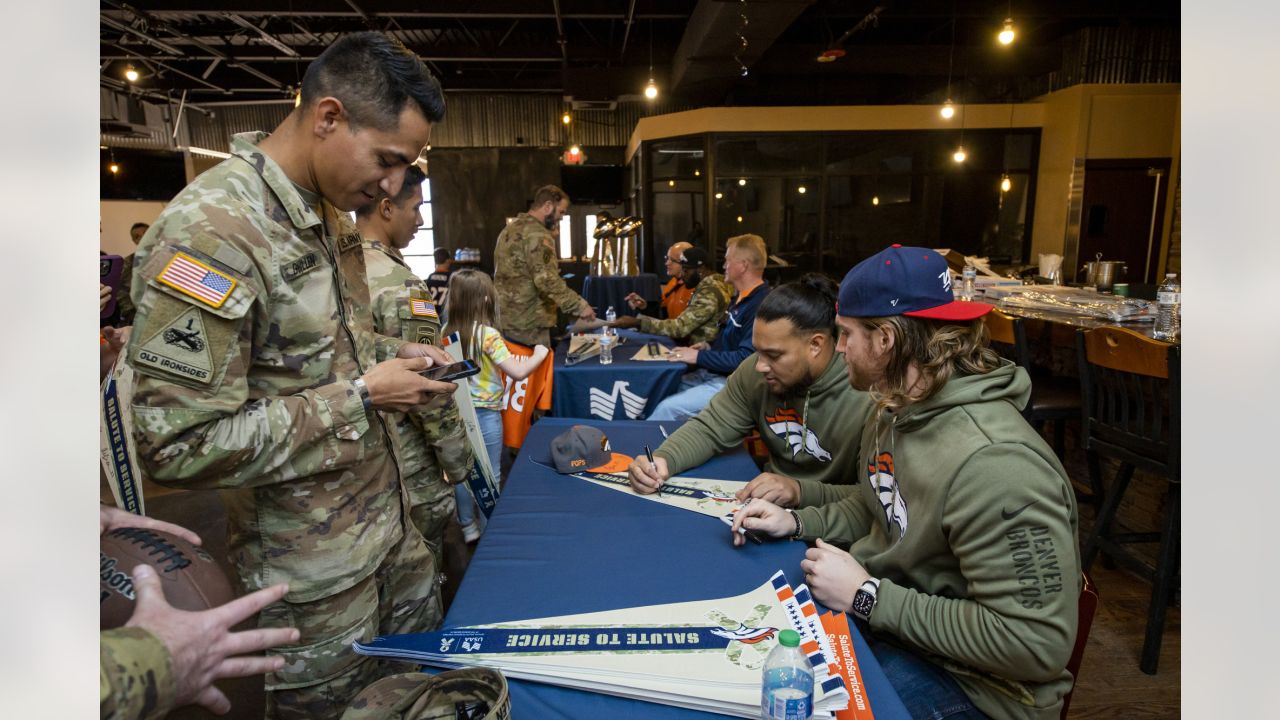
top-left (627, 274), bottom-right (872, 500)
top-left (733, 245), bottom-right (1080, 720)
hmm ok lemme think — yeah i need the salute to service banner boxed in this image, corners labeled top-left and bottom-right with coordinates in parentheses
top-left (355, 571), bottom-right (866, 718)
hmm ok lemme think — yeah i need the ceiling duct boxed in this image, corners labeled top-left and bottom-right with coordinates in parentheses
top-left (669, 0), bottom-right (815, 101)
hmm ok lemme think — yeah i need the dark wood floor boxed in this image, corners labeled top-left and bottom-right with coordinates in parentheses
top-left (124, 428), bottom-right (1179, 720)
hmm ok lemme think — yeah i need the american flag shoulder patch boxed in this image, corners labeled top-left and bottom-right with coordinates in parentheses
top-left (409, 298), bottom-right (438, 318)
top-left (157, 252), bottom-right (237, 308)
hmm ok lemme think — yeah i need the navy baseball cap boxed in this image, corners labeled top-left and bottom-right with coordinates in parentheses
top-left (837, 245), bottom-right (992, 321)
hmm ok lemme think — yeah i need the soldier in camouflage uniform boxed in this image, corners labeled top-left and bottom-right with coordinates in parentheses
top-left (493, 185), bottom-right (595, 346)
top-left (609, 246), bottom-right (731, 346)
top-left (124, 33), bottom-right (453, 720)
top-left (355, 162), bottom-right (474, 557)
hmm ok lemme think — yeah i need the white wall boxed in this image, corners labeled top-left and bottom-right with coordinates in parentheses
top-left (100, 200), bottom-right (166, 256)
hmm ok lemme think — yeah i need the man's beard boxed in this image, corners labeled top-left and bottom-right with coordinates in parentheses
top-left (684, 270), bottom-right (701, 289)
top-left (544, 215), bottom-right (556, 230)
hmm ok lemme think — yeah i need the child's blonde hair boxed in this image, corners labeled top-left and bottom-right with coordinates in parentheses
top-left (444, 269), bottom-right (501, 362)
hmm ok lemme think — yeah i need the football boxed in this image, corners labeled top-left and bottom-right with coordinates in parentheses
top-left (100, 526), bottom-right (235, 629)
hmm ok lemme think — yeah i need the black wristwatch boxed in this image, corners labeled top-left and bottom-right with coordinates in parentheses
top-left (851, 578), bottom-right (880, 622)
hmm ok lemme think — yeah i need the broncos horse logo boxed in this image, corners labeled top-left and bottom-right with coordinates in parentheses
top-left (868, 452), bottom-right (908, 539)
top-left (709, 623), bottom-right (777, 645)
top-left (766, 408), bottom-right (833, 463)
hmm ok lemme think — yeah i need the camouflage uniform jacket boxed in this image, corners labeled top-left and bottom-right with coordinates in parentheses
top-left (126, 131), bottom-right (412, 603)
top-left (100, 627), bottom-right (175, 720)
top-left (362, 240), bottom-right (474, 487)
top-left (639, 272), bottom-right (731, 346)
top-left (493, 212), bottom-right (587, 335)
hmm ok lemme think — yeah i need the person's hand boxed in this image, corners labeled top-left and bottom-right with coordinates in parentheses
top-left (690, 341), bottom-right (711, 351)
top-left (100, 326), bottom-right (133, 381)
top-left (668, 346), bottom-right (699, 365)
top-left (100, 505), bottom-right (203, 546)
top-left (627, 455), bottom-right (669, 495)
top-left (734, 472), bottom-right (802, 507)
top-left (578, 305), bottom-right (598, 321)
top-left (126, 566), bottom-right (298, 715)
top-left (729, 498), bottom-right (793, 547)
top-left (396, 342), bottom-right (453, 367)
top-left (799, 538), bottom-right (869, 612)
top-left (610, 316), bottom-right (640, 329)
top-left (100, 283), bottom-right (112, 312)
top-left (361, 357), bottom-right (457, 412)
top-left (624, 292), bottom-right (647, 311)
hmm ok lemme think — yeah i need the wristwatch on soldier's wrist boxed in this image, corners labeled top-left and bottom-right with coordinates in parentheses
top-left (352, 376), bottom-right (372, 412)
top-left (851, 578), bottom-right (880, 621)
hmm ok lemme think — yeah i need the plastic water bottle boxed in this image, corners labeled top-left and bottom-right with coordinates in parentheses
top-left (1152, 273), bottom-right (1180, 342)
top-left (600, 306), bottom-right (616, 365)
top-left (961, 263), bottom-right (977, 302)
top-left (761, 629), bottom-right (812, 720)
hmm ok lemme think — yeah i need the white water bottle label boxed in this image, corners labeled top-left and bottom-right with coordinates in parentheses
top-left (1157, 291), bottom-right (1180, 304)
top-left (766, 688), bottom-right (811, 719)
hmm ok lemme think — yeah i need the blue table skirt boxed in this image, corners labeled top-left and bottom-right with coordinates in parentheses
top-left (551, 329), bottom-right (685, 420)
top-left (436, 417), bottom-right (911, 720)
top-left (583, 273), bottom-right (663, 318)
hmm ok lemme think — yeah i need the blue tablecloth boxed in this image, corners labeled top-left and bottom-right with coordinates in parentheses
top-left (582, 273), bottom-right (663, 318)
top-left (440, 417), bottom-right (911, 720)
top-left (551, 329), bottom-right (685, 420)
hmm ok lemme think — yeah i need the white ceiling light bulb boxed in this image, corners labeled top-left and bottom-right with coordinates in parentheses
top-left (998, 18), bottom-right (1015, 45)
top-left (736, 215), bottom-right (744, 223)
top-left (562, 112), bottom-right (571, 125)
top-left (714, 192), bottom-right (723, 199)
top-left (797, 185), bottom-right (807, 194)
top-left (940, 100), bottom-right (955, 119)
top-left (872, 195), bottom-right (880, 206)
top-left (953, 146), bottom-right (967, 163)
top-left (644, 78), bottom-right (658, 100)
top-left (738, 178), bottom-right (747, 186)
top-left (125, 65), bottom-right (139, 83)
top-left (1001, 175), bottom-right (1012, 192)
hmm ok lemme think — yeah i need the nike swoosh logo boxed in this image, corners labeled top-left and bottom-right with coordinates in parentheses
top-left (1001, 501), bottom-right (1035, 520)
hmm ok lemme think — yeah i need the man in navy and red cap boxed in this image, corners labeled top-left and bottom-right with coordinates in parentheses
top-left (733, 245), bottom-right (1081, 720)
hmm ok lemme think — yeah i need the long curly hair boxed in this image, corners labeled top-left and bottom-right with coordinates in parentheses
top-left (859, 315), bottom-right (1002, 412)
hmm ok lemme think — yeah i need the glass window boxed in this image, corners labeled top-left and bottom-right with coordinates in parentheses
top-left (558, 214), bottom-right (572, 259)
top-left (584, 214), bottom-right (598, 260)
top-left (649, 138), bottom-right (705, 179)
top-left (402, 178), bottom-right (436, 276)
top-left (715, 136), bottom-right (822, 176)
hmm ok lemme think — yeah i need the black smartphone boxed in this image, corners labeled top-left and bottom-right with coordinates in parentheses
top-left (419, 359), bottom-right (480, 382)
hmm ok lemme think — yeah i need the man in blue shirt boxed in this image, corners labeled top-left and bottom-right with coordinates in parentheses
top-left (649, 233), bottom-right (771, 421)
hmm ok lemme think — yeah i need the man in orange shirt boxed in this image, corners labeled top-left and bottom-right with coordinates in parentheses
top-left (626, 241), bottom-right (693, 319)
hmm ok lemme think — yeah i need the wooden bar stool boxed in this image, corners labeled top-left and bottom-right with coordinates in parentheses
top-left (983, 311), bottom-right (1080, 459)
top-left (1076, 326), bottom-right (1179, 674)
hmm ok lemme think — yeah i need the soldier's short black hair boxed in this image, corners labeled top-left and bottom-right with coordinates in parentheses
top-left (130, 222), bottom-right (149, 232)
top-left (757, 273), bottom-right (839, 336)
top-left (434, 248), bottom-right (451, 264)
top-left (530, 185), bottom-right (567, 209)
top-left (301, 31), bottom-right (445, 131)
top-left (354, 164), bottom-right (426, 217)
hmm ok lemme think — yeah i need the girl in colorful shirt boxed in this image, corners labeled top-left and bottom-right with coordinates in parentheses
top-left (444, 269), bottom-right (550, 541)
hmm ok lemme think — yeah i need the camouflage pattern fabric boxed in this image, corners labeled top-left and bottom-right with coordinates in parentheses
top-left (639, 272), bottom-right (732, 346)
top-left (263, 526), bottom-right (443, 720)
top-left (124, 132), bottom-right (433, 716)
top-left (363, 240), bottom-right (471, 555)
top-left (100, 627), bottom-right (176, 720)
top-left (342, 668), bottom-right (511, 720)
top-left (493, 213), bottom-right (587, 342)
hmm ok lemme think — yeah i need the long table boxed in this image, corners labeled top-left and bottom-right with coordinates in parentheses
top-left (441, 417), bottom-right (911, 719)
top-left (551, 329), bottom-right (686, 420)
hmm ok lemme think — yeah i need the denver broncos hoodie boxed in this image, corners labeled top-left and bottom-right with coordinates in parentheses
top-left (654, 350), bottom-right (872, 488)
top-left (793, 359), bottom-right (1081, 720)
